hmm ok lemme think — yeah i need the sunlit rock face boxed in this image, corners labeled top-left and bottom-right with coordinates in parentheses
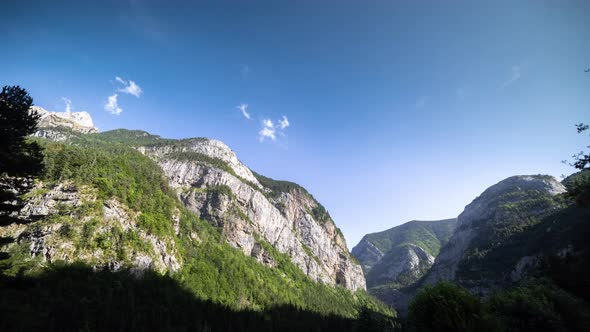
top-left (140, 138), bottom-right (366, 291)
top-left (30, 106), bottom-right (98, 141)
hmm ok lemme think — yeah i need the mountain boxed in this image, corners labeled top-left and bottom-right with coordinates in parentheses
top-left (352, 219), bottom-right (456, 289)
top-left (0, 108), bottom-right (394, 330)
top-left (423, 175), bottom-right (567, 290)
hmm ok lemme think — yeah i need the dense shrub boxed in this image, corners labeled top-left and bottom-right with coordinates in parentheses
top-left (406, 282), bottom-right (494, 332)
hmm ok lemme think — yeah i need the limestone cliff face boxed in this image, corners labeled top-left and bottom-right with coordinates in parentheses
top-left (424, 175), bottom-right (567, 287)
top-left (138, 139), bottom-right (366, 291)
top-left (30, 106), bottom-right (98, 140)
top-left (138, 139), bottom-right (260, 188)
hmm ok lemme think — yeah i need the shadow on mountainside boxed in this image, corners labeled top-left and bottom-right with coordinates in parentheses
top-left (0, 263), bottom-right (397, 332)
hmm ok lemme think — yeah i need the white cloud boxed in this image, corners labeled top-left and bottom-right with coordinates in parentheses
top-left (115, 76), bottom-right (143, 97)
top-left (61, 97), bottom-right (72, 113)
top-left (237, 103), bottom-right (250, 119)
top-left (263, 119), bottom-right (274, 128)
top-left (501, 65), bottom-right (521, 88)
top-left (258, 118), bottom-right (276, 141)
top-left (258, 116), bottom-right (291, 142)
top-left (415, 96), bottom-right (429, 108)
top-left (258, 127), bottom-right (276, 141)
top-left (278, 116), bottom-right (289, 129)
top-left (104, 94), bottom-right (123, 115)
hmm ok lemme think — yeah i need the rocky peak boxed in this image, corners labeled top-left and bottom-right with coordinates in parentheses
top-left (138, 138), bottom-right (262, 189)
top-left (32, 106), bottom-right (98, 132)
top-left (31, 106), bottom-right (98, 141)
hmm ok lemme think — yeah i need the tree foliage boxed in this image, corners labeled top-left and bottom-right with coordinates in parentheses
top-left (570, 123), bottom-right (590, 170)
top-left (406, 282), bottom-right (493, 332)
top-left (0, 85), bottom-right (43, 175)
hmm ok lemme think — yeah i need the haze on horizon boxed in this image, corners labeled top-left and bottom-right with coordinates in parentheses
top-left (1, 0), bottom-right (589, 246)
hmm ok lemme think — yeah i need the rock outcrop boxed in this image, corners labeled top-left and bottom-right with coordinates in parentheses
top-left (140, 139), bottom-right (366, 291)
top-left (0, 180), bottom-right (180, 273)
top-left (30, 106), bottom-right (98, 140)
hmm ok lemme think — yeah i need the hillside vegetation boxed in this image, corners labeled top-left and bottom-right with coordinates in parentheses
top-left (0, 129), bottom-right (396, 331)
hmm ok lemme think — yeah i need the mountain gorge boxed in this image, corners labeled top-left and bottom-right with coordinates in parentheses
top-left (0, 107), bottom-right (393, 331)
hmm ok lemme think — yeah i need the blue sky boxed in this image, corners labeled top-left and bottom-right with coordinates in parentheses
top-left (1, 0), bottom-right (589, 246)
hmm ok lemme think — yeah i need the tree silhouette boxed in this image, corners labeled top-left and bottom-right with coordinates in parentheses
top-left (571, 123), bottom-right (589, 170)
top-left (0, 85), bottom-right (43, 175)
top-left (0, 86), bottom-right (44, 270)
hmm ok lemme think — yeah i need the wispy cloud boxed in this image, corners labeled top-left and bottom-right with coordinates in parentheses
top-left (258, 116), bottom-right (290, 142)
top-left (104, 94), bottom-right (123, 115)
top-left (115, 76), bottom-right (143, 97)
top-left (237, 103), bottom-right (250, 119)
top-left (415, 96), bottom-right (429, 109)
top-left (278, 116), bottom-right (289, 129)
top-left (61, 97), bottom-right (72, 113)
top-left (259, 127), bottom-right (276, 141)
top-left (501, 65), bottom-right (522, 88)
top-left (258, 118), bottom-right (276, 141)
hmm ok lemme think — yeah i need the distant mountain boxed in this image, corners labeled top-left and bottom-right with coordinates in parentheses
top-left (352, 219), bottom-right (456, 289)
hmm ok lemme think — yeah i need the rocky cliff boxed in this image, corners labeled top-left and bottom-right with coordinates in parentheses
top-left (3, 110), bottom-right (365, 291)
top-left (138, 138), bottom-right (365, 290)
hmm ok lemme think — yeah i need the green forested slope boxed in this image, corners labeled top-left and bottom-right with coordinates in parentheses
top-left (0, 130), bottom-right (396, 331)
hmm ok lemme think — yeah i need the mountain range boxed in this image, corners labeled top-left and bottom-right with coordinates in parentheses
top-left (2, 106), bottom-right (589, 330)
